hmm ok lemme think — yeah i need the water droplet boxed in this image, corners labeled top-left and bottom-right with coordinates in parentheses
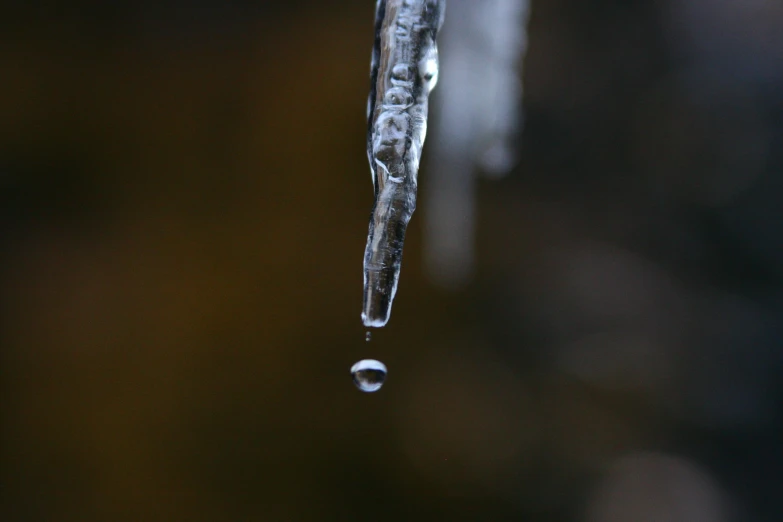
top-left (418, 42), bottom-right (439, 91)
top-left (365, 331), bottom-right (372, 342)
top-left (390, 64), bottom-right (413, 84)
top-left (351, 359), bottom-right (387, 393)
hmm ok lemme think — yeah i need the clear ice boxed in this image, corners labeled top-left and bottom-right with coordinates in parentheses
top-left (362, 0), bottom-right (446, 328)
top-left (424, 0), bottom-right (530, 288)
top-left (351, 359), bottom-right (388, 393)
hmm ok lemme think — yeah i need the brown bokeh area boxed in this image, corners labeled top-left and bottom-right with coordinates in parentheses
top-left (2, 1), bottom-right (783, 521)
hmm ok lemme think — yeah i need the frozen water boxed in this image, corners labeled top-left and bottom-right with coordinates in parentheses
top-left (362, 0), bottom-right (446, 328)
top-left (424, 0), bottom-right (530, 288)
top-left (351, 359), bottom-right (388, 392)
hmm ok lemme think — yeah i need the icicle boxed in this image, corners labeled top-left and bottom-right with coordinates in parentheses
top-left (424, 0), bottom-right (530, 289)
top-left (362, 0), bottom-right (446, 328)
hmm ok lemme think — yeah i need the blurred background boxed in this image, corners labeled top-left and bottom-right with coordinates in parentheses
top-left (2, 0), bottom-right (782, 520)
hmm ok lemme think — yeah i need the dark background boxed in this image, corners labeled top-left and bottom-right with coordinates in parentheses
top-left (2, 1), bottom-right (782, 520)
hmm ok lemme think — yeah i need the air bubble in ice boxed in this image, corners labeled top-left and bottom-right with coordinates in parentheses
top-left (391, 64), bottom-right (413, 84)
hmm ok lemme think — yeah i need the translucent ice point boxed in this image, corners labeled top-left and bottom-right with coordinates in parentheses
top-left (361, 0), bottom-right (445, 328)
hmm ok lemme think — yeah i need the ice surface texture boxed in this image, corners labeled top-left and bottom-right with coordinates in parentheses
top-left (362, 0), bottom-right (446, 328)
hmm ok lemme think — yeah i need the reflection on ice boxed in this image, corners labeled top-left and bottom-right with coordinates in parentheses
top-left (362, 0), bottom-right (446, 327)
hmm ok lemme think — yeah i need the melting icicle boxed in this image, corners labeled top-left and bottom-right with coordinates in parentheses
top-left (362, 0), bottom-right (446, 328)
top-left (424, 0), bottom-right (530, 288)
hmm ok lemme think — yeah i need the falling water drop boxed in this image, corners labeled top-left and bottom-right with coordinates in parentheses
top-left (365, 331), bottom-right (372, 342)
top-left (351, 359), bottom-right (387, 393)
